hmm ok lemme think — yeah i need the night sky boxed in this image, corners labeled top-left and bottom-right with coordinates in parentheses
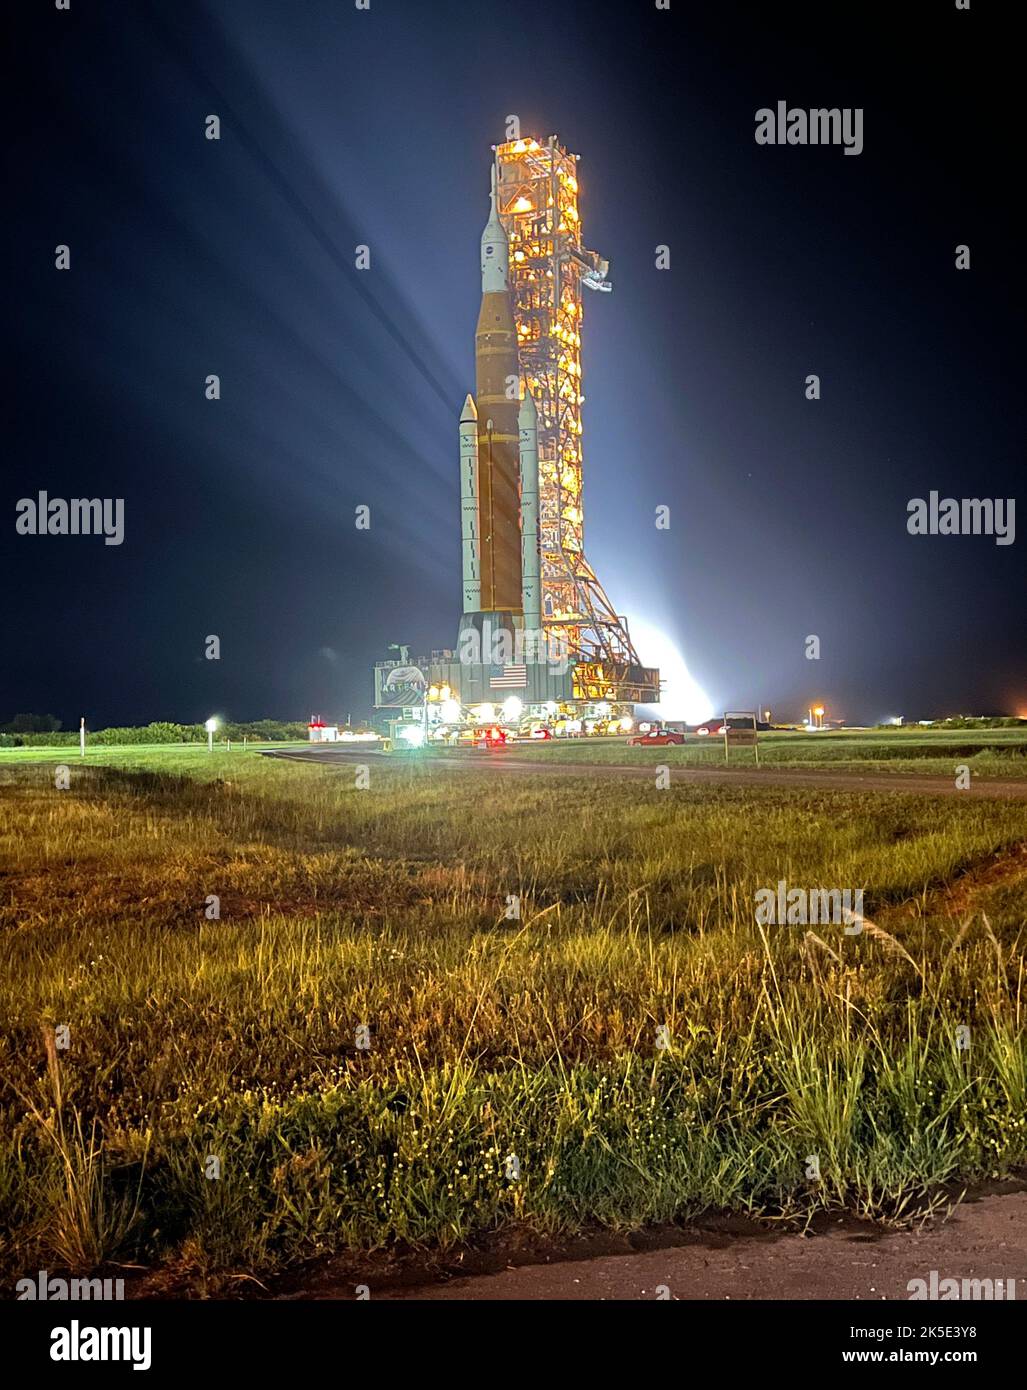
top-left (7, 0), bottom-right (1023, 728)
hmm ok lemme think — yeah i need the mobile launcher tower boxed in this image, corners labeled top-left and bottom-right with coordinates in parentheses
top-left (375, 136), bottom-right (659, 720)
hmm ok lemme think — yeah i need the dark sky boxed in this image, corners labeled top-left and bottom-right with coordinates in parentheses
top-left (7, 0), bottom-right (1023, 727)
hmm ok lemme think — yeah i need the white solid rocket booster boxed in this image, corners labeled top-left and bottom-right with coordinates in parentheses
top-left (459, 393), bottom-right (481, 613)
top-left (518, 387), bottom-right (540, 631)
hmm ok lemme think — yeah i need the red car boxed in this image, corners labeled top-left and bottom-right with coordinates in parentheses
top-left (475, 726), bottom-right (509, 750)
top-left (628, 727), bottom-right (685, 746)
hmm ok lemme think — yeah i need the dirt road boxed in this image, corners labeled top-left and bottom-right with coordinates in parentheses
top-left (264, 747), bottom-right (1027, 799)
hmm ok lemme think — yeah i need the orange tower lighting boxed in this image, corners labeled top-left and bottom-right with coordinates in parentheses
top-left (493, 135), bottom-right (658, 702)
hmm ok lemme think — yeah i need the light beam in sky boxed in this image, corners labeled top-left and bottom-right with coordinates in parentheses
top-left (628, 617), bottom-right (715, 723)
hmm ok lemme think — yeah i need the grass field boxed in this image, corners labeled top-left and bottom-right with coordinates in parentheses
top-left (1, 745), bottom-right (1025, 1287)
top-left (0, 741), bottom-right (307, 767)
top-left (507, 728), bottom-right (1027, 778)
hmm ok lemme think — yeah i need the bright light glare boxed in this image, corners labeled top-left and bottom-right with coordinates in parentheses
top-left (205, 717), bottom-right (217, 732)
top-left (501, 696), bottom-right (523, 721)
top-left (440, 699), bottom-right (461, 722)
top-left (398, 725), bottom-right (424, 746)
top-left (628, 618), bottom-right (714, 723)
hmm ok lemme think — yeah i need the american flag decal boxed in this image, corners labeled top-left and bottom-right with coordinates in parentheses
top-left (490, 664), bottom-right (527, 689)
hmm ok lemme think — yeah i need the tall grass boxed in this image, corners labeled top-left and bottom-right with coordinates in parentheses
top-left (0, 754), bottom-right (1024, 1279)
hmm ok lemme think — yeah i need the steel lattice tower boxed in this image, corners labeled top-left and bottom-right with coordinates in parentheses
top-left (493, 136), bottom-right (658, 702)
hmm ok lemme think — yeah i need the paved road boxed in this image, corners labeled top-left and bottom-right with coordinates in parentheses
top-left (375, 1192), bottom-right (1027, 1300)
top-left (262, 746), bottom-right (1027, 799)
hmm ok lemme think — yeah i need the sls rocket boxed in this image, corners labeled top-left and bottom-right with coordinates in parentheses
top-left (459, 164), bottom-right (540, 632)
